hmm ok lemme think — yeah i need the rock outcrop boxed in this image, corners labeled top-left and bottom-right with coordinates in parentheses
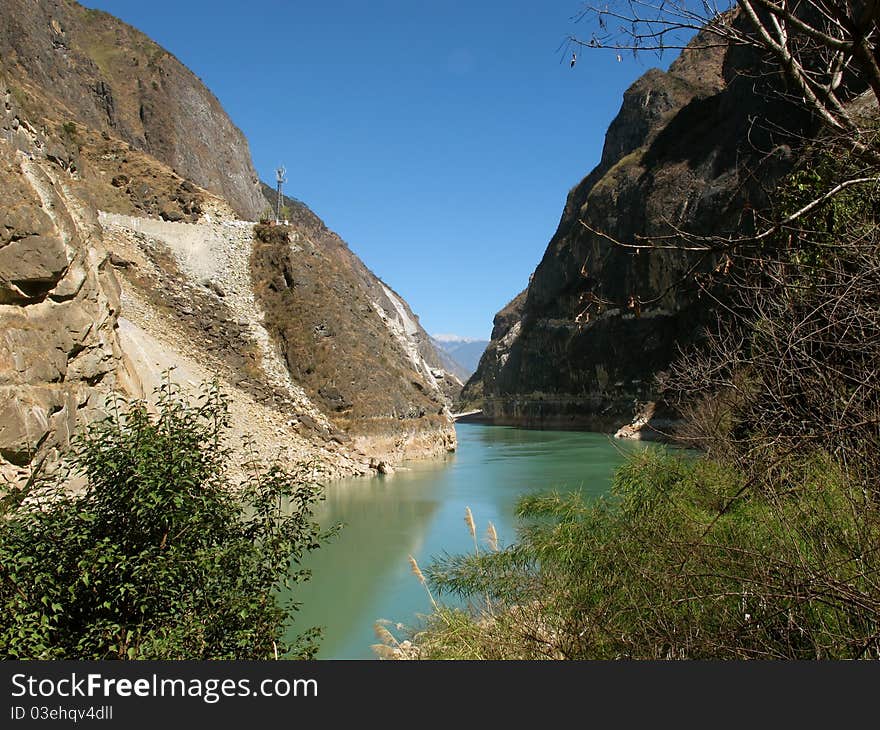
top-left (461, 26), bottom-right (811, 432)
top-left (0, 127), bottom-right (127, 485)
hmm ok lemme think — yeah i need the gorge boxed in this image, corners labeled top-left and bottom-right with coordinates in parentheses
top-left (2, 0), bottom-right (877, 663)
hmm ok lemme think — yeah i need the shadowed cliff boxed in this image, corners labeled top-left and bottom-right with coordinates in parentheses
top-left (461, 25), bottom-right (812, 432)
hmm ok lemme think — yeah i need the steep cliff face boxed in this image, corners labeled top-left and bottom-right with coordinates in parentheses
top-left (0, 70), bottom-right (364, 486)
top-left (0, 1), bottom-right (455, 484)
top-left (462, 28), bottom-right (811, 432)
top-left (254, 186), bottom-right (459, 461)
top-left (0, 104), bottom-right (129, 486)
top-left (0, 0), bottom-right (264, 219)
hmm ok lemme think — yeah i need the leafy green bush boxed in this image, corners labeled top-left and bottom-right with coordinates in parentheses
top-left (414, 449), bottom-right (880, 659)
top-left (0, 380), bottom-right (331, 659)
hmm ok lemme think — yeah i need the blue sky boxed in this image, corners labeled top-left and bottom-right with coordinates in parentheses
top-left (80, 1), bottom-right (674, 339)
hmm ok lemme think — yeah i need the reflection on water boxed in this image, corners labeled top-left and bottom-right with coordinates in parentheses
top-left (284, 423), bottom-right (646, 659)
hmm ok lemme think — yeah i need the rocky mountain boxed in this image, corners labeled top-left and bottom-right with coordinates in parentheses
top-left (430, 336), bottom-right (489, 380)
top-left (254, 184), bottom-right (462, 457)
top-left (461, 24), bottom-right (812, 434)
top-left (0, 0), bottom-right (264, 219)
top-left (0, 0), bottom-right (455, 488)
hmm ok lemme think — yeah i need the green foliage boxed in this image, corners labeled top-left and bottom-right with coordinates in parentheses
top-left (0, 380), bottom-right (331, 659)
top-left (403, 9), bottom-right (880, 663)
top-left (416, 449), bottom-right (880, 659)
top-left (773, 141), bottom-right (880, 270)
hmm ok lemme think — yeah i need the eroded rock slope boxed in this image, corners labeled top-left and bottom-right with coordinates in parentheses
top-left (1, 1), bottom-right (456, 485)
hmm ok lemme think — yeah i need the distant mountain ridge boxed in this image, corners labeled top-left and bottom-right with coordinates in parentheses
top-left (432, 334), bottom-right (484, 343)
top-left (430, 336), bottom-right (489, 380)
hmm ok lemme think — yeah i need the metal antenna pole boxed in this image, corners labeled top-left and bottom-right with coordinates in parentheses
top-left (275, 165), bottom-right (286, 223)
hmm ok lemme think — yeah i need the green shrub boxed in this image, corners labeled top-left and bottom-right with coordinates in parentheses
top-left (0, 380), bottom-right (332, 659)
top-left (414, 449), bottom-right (880, 659)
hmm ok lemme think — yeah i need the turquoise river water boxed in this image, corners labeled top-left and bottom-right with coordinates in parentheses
top-left (286, 423), bottom-right (649, 659)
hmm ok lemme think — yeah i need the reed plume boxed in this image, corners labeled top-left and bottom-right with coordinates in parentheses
top-left (486, 521), bottom-right (499, 552)
top-left (409, 555), bottom-right (426, 584)
top-left (374, 621), bottom-right (399, 647)
top-left (465, 506), bottom-right (478, 553)
top-left (409, 554), bottom-right (438, 609)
